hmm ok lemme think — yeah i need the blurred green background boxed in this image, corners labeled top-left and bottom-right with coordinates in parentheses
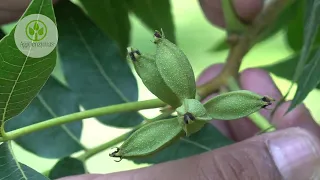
top-left (4, 0), bottom-right (320, 175)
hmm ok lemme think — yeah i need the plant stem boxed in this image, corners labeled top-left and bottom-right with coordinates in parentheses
top-left (41, 111), bottom-right (173, 175)
top-left (0, 99), bottom-right (166, 142)
top-left (77, 129), bottom-right (132, 161)
top-left (197, 35), bottom-right (250, 98)
top-left (247, 113), bottom-right (275, 133)
top-left (227, 77), bottom-right (276, 132)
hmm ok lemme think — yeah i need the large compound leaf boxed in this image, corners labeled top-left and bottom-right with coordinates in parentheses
top-left (55, 0), bottom-right (143, 127)
top-left (126, 0), bottom-right (176, 43)
top-left (0, 142), bottom-right (49, 180)
top-left (132, 123), bottom-right (233, 164)
top-left (79, 0), bottom-right (131, 56)
top-left (0, 0), bottom-right (56, 129)
top-left (5, 76), bottom-right (84, 158)
top-left (288, 0), bottom-right (320, 111)
top-left (49, 157), bottom-right (86, 179)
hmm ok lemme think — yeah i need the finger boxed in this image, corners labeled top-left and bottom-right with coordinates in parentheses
top-left (198, 0), bottom-right (263, 28)
top-left (272, 100), bottom-right (320, 138)
top-left (60, 128), bottom-right (320, 180)
top-left (196, 63), bottom-right (232, 138)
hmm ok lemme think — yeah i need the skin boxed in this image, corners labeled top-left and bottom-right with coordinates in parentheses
top-left (2, 0), bottom-right (320, 179)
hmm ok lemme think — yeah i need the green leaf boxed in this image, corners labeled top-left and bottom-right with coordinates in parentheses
top-left (132, 123), bottom-right (233, 164)
top-left (285, 0), bottom-right (320, 52)
top-left (79, 0), bottom-right (130, 56)
top-left (261, 48), bottom-right (319, 87)
top-left (289, 47), bottom-right (320, 111)
top-left (0, 0), bottom-right (56, 129)
top-left (256, 0), bottom-right (297, 42)
top-left (288, 0), bottom-right (320, 111)
top-left (208, 39), bottom-right (229, 52)
top-left (4, 76), bottom-right (84, 158)
top-left (291, 0), bottom-right (320, 81)
top-left (49, 157), bottom-right (86, 179)
top-left (0, 141), bottom-right (49, 180)
top-left (55, 0), bottom-right (143, 127)
top-left (285, 0), bottom-right (305, 52)
top-left (126, 0), bottom-right (176, 43)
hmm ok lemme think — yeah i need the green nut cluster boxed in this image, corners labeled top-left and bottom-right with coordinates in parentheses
top-left (109, 30), bottom-right (276, 162)
top-left (127, 47), bottom-right (181, 108)
top-left (127, 29), bottom-right (196, 108)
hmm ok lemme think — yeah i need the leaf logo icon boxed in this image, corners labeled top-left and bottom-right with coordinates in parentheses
top-left (25, 20), bottom-right (48, 41)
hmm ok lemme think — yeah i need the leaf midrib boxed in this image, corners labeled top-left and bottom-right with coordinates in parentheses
top-left (294, 0), bottom-right (320, 81)
top-left (7, 141), bottom-right (28, 180)
top-left (299, 49), bottom-right (320, 90)
top-left (1, 1), bottom-right (45, 123)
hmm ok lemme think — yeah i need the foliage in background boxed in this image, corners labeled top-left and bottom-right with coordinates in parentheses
top-left (0, 0), bottom-right (319, 179)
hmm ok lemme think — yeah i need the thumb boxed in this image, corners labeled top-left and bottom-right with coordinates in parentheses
top-left (61, 127), bottom-right (320, 180)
